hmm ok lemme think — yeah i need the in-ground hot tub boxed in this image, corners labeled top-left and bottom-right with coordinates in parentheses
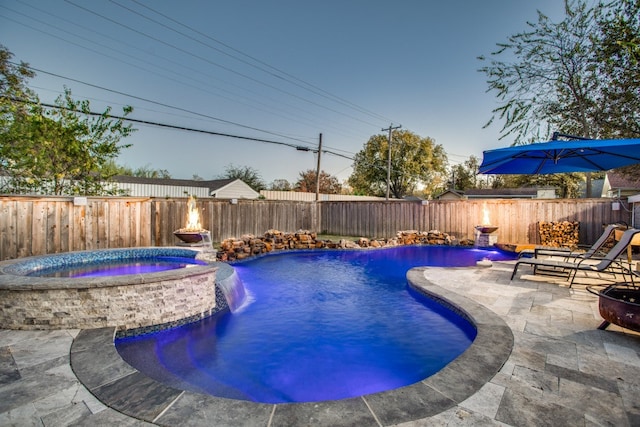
top-left (0, 247), bottom-right (219, 330)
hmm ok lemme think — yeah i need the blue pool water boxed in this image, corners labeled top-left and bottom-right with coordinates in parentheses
top-left (115, 246), bottom-right (516, 403)
top-left (26, 256), bottom-right (207, 278)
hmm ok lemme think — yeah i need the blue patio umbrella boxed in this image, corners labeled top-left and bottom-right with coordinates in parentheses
top-left (478, 138), bottom-right (640, 175)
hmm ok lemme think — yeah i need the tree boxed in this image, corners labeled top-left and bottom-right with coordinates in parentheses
top-left (0, 45), bottom-right (35, 117)
top-left (348, 129), bottom-right (447, 199)
top-left (269, 179), bottom-right (292, 191)
top-left (595, 0), bottom-right (640, 179)
top-left (125, 164), bottom-right (171, 179)
top-left (450, 156), bottom-right (481, 191)
top-left (477, 1), bottom-right (640, 197)
top-left (220, 164), bottom-right (266, 191)
top-left (295, 170), bottom-right (341, 194)
top-left (1, 46), bottom-right (136, 195)
top-left (478, 0), bottom-right (602, 143)
top-left (593, 0), bottom-right (640, 138)
top-left (509, 173), bottom-right (584, 198)
top-left (44, 88), bottom-right (134, 195)
top-left (1, 45), bottom-right (36, 181)
top-left (103, 160), bottom-right (172, 179)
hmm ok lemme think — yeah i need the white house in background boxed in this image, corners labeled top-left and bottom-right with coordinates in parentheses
top-left (629, 194), bottom-right (640, 228)
top-left (108, 176), bottom-right (260, 199)
top-left (465, 187), bottom-right (557, 199)
top-left (436, 187), bottom-right (557, 200)
top-left (602, 172), bottom-right (640, 198)
top-left (259, 190), bottom-right (388, 201)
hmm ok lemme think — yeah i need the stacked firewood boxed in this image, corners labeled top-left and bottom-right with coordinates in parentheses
top-left (538, 221), bottom-right (580, 249)
top-left (216, 229), bottom-right (465, 261)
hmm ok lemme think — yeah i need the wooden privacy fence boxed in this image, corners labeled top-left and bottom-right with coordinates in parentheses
top-left (0, 196), bottom-right (153, 260)
top-left (0, 196), bottom-right (631, 260)
top-left (320, 199), bottom-right (629, 246)
top-left (0, 196), bottom-right (318, 260)
top-left (151, 199), bottom-right (317, 247)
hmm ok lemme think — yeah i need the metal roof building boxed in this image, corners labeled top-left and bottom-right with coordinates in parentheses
top-left (108, 176), bottom-right (260, 199)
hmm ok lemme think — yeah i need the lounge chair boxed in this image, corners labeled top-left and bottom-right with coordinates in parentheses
top-left (519, 223), bottom-right (621, 260)
top-left (511, 228), bottom-right (640, 287)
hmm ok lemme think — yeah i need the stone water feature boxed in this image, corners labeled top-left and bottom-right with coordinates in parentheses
top-left (172, 195), bottom-right (247, 313)
top-left (475, 203), bottom-right (499, 247)
top-left (174, 195), bottom-right (213, 250)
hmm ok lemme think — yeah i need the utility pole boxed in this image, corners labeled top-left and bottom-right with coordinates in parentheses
top-left (315, 133), bottom-right (322, 201)
top-left (382, 124), bottom-right (401, 200)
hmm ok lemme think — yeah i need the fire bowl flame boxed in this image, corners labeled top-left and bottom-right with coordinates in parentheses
top-left (174, 229), bottom-right (207, 244)
top-left (175, 195), bottom-right (209, 244)
top-left (475, 225), bottom-right (499, 234)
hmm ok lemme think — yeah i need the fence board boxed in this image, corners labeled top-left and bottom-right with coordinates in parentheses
top-left (84, 201), bottom-right (94, 251)
top-left (0, 200), bottom-right (16, 260)
top-left (46, 201), bottom-right (59, 254)
top-left (72, 205), bottom-right (85, 252)
top-left (31, 201), bottom-right (46, 256)
top-left (16, 200), bottom-right (32, 258)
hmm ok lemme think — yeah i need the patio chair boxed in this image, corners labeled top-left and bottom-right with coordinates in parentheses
top-left (518, 223), bottom-right (621, 260)
top-left (511, 228), bottom-right (640, 287)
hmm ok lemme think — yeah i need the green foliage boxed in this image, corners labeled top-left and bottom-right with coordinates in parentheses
top-left (477, 0), bottom-right (640, 196)
top-left (450, 156), bottom-right (481, 191)
top-left (593, 0), bottom-right (640, 138)
top-left (479, 0), bottom-right (639, 142)
top-left (220, 164), bottom-right (266, 191)
top-left (0, 45), bottom-right (35, 116)
top-left (295, 169), bottom-right (342, 194)
top-left (104, 160), bottom-right (172, 179)
top-left (269, 178), bottom-right (292, 191)
top-left (0, 45), bottom-right (37, 180)
top-left (507, 173), bottom-right (584, 198)
top-left (478, 0), bottom-right (601, 142)
top-left (348, 129), bottom-right (448, 199)
top-left (0, 46), bottom-right (136, 195)
top-left (126, 164), bottom-right (171, 179)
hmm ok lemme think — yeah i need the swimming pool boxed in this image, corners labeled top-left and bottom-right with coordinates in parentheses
top-left (115, 245), bottom-right (516, 403)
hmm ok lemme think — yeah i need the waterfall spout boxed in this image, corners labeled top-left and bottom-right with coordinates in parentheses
top-left (216, 264), bottom-right (250, 313)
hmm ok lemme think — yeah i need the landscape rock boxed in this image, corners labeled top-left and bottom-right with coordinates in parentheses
top-left (216, 229), bottom-right (465, 261)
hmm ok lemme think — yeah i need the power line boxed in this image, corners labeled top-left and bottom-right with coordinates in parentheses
top-left (13, 98), bottom-right (447, 184)
top-left (0, 5), bottom-right (322, 133)
top-left (2, 1), bottom-right (380, 141)
top-left (63, 0), bottom-right (385, 129)
top-left (12, 61), bottom-right (313, 145)
top-left (12, 60), bottom-right (362, 155)
top-left (125, 0), bottom-right (396, 124)
top-left (15, 98), bottom-right (354, 161)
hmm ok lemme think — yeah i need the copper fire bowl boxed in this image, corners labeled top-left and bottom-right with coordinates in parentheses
top-left (174, 230), bottom-right (206, 243)
top-left (475, 225), bottom-right (499, 234)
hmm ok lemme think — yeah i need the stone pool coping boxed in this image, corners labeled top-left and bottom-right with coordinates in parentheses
top-left (69, 266), bottom-right (514, 426)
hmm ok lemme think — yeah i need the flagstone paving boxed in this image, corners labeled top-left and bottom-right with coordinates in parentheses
top-left (1, 260), bottom-right (639, 426)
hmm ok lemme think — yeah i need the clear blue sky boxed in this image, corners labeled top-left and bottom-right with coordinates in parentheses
top-left (0, 0), bottom-right (568, 185)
